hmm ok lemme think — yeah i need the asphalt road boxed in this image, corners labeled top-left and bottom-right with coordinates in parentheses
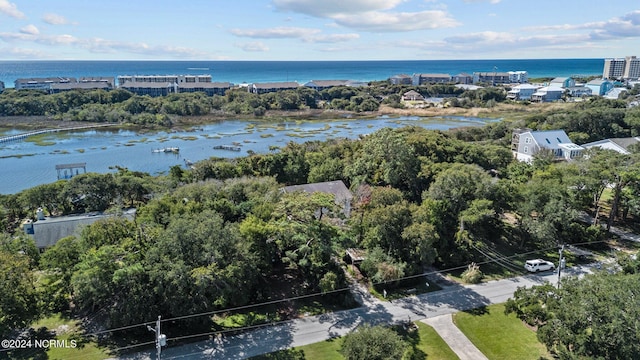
top-left (118, 265), bottom-right (594, 360)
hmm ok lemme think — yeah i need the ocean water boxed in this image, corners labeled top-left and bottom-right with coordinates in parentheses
top-left (0, 59), bottom-right (604, 87)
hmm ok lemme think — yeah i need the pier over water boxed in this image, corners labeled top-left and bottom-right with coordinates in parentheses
top-left (0, 124), bottom-right (115, 144)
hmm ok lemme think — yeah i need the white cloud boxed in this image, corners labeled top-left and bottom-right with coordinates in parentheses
top-left (0, 47), bottom-right (51, 59)
top-left (0, 0), bottom-right (24, 19)
top-left (0, 31), bottom-right (213, 59)
top-left (333, 10), bottom-right (460, 32)
top-left (43, 13), bottom-right (70, 25)
top-left (272, 0), bottom-right (402, 17)
top-left (305, 33), bottom-right (360, 43)
top-left (236, 42), bottom-right (270, 52)
top-left (230, 27), bottom-right (320, 39)
top-left (20, 25), bottom-right (39, 35)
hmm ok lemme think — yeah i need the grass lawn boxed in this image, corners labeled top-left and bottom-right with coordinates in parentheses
top-left (27, 314), bottom-right (111, 360)
top-left (453, 304), bottom-right (551, 360)
top-left (250, 321), bottom-right (459, 360)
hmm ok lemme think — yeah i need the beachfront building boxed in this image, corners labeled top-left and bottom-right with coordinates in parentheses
top-left (582, 137), bottom-right (640, 155)
top-left (512, 129), bottom-right (584, 163)
top-left (121, 82), bottom-right (176, 96)
top-left (507, 84), bottom-right (539, 100)
top-left (249, 81), bottom-right (299, 94)
top-left (550, 77), bottom-right (575, 88)
top-left (49, 77), bottom-right (115, 93)
top-left (177, 82), bottom-right (231, 96)
top-left (508, 71), bottom-right (529, 83)
top-left (603, 56), bottom-right (640, 80)
top-left (303, 80), bottom-right (349, 91)
top-left (388, 74), bottom-right (412, 85)
top-left (15, 77), bottom-right (76, 90)
top-left (531, 86), bottom-right (564, 102)
top-left (452, 73), bottom-right (473, 85)
top-left (412, 73), bottom-right (451, 85)
top-left (117, 74), bottom-right (212, 86)
top-left (586, 79), bottom-right (614, 96)
top-left (472, 72), bottom-right (511, 85)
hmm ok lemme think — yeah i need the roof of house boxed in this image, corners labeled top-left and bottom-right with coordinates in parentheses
top-left (403, 90), bottom-right (423, 97)
top-left (252, 82), bottom-right (300, 89)
top-left (390, 74), bottom-right (411, 79)
top-left (282, 180), bottom-right (353, 203)
top-left (29, 209), bottom-right (136, 248)
top-left (582, 137), bottom-right (640, 154)
top-left (51, 82), bottom-right (112, 90)
top-left (15, 77), bottom-right (76, 84)
top-left (415, 73), bottom-right (451, 78)
top-left (179, 82), bottom-right (231, 88)
top-left (587, 79), bottom-right (611, 85)
top-left (550, 77), bottom-right (571, 83)
top-left (304, 80), bottom-right (349, 87)
top-left (528, 130), bottom-right (573, 148)
top-left (512, 84), bottom-right (539, 90)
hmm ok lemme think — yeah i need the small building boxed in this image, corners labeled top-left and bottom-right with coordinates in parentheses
top-left (604, 87), bottom-right (627, 100)
top-left (401, 90), bottom-right (425, 102)
top-left (303, 80), bottom-right (349, 91)
top-left (23, 208), bottom-right (136, 248)
top-left (55, 163), bottom-right (86, 180)
top-left (531, 86), bottom-right (564, 102)
top-left (581, 137), bottom-right (640, 155)
top-left (412, 73), bottom-right (451, 85)
top-left (507, 84), bottom-right (539, 100)
top-left (388, 74), bottom-right (412, 85)
top-left (249, 81), bottom-right (299, 94)
top-left (50, 81), bottom-right (113, 93)
top-left (550, 77), bottom-right (575, 88)
top-left (281, 180), bottom-right (353, 217)
top-left (512, 129), bottom-right (584, 163)
top-left (345, 248), bottom-right (367, 265)
top-left (586, 79), bottom-right (614, 96)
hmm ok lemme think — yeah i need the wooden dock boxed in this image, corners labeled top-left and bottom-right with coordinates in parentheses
top-left (0, 124), bottom-right (114, 144)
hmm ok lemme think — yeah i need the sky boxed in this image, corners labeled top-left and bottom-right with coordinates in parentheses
top-left (0, 0), bottom-right (639, 61)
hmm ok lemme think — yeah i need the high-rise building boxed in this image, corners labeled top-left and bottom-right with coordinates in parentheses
top-left (623, 56), bottom-right (640, 80)
top-left (603, 58), bottom-right (625, 79)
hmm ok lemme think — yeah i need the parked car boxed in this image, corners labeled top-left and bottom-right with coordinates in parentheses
top-left (524, 259), bottom-right (555, 272)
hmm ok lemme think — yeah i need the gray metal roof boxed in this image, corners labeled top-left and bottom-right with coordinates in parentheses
top-left (282, 180), bottom-right (352, 203)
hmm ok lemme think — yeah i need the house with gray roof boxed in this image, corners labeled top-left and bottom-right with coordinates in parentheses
top-left (303, 80), bottom-right (349, 91)
top-left (550, 77), bottom-right (576, 88)
top-left (531, 86), bottom-right (564, 102)
top-left (249, 81), bottom-right (299, 94)
top-left (23, 209), bottom-right (136, 248)
top-left (512, 129), bottom-right (584, 163)
top-left (282, 180), bottom-right (353, 218)
top-left (402, 90), bottom-right (425, 102)
top-left (581, 137), bottom-right (640, 155)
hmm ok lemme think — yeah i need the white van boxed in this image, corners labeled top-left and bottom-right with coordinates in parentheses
top-left (524, 259), bottom-right (555, 272)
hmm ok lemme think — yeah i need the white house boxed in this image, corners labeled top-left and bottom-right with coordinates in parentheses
top-left (507, 84), bottom-right (539, 100)
top-left (512, 129), bottom-right (584, 163)
top-left (531, 86), bottom-right (564, 102)
top-left (581, 137), bottom-right (640, 154)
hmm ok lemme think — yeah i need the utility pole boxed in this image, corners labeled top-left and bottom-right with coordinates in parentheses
top-left (557, 244), bottom-right (565, 288)
top-left (147, 315), bottom-right (167, 359)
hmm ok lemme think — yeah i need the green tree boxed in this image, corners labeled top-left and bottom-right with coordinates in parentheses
top-left (0, 250), bottom-right (40, 337)
top-left (340, 325), bottom-right (407, 360)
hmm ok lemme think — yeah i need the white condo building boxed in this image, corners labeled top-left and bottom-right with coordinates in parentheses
top-left (603, 56), bottom-right (640, 80)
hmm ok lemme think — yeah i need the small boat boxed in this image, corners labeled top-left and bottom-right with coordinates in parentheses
top-left (152, 147), bottom-right (180, 153)
top-left (213, 145), bottom-right (241, 152)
